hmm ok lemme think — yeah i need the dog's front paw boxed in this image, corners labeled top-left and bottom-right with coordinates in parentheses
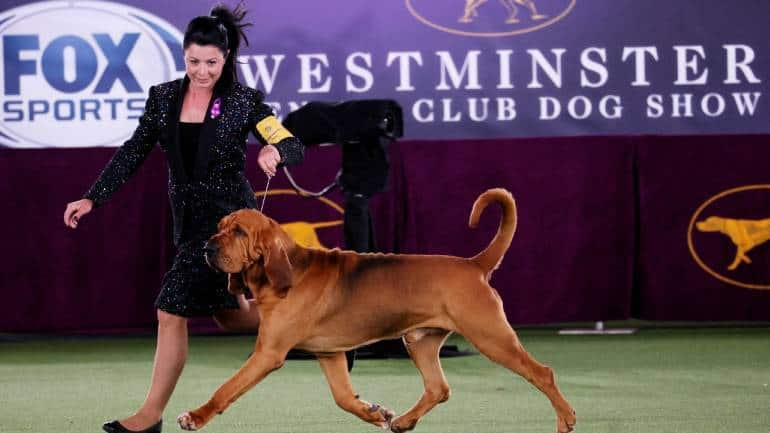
top-left (556, 408), bottom-right (577, 433)
top-left (368, 403), bottom-right (395, 430)
top-left (177, 412), bottom-right (202, 431)
top-left (390, 415), bottom-right (418, 433)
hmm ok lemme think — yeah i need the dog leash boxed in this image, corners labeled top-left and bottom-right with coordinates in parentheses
top-left (259, 174), bottom-right (271, 212)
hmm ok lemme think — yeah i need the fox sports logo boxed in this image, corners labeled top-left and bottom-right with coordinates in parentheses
top-left (0, 1), bottom-right (185, 148)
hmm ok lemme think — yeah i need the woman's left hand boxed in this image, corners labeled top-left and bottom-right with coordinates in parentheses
top-left (236, 294), bottom-right (250, 312)
top-left (257, 145), bottom-right (281, 177)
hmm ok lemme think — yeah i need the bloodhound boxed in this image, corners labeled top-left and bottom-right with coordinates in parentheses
top-left (177, 188), bottom-right (576, 433)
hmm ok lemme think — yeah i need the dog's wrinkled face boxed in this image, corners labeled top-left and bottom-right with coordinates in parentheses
top-left (205, 209), bottom-right (268, 273)
top-left (205, 209), bottom-right (293, 295)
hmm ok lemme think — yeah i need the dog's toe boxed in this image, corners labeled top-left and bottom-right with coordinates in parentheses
top-left (369, 403), bottom-right (394, 430)
top-left (177, 412), bottom-right (197, 431)
top-left (390, 415), bottom-right (418, 433)
top-left (556, 413), bottom-right (576, 433)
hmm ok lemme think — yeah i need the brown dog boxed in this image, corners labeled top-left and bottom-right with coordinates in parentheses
top-left (177, 188), bottom-right (576, 433)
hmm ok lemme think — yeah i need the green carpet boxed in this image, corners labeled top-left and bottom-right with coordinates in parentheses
top-left (1, 328), bottom-right (768, 433)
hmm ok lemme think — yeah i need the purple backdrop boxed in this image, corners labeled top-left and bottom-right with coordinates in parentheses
top-left (3, 135), bottom-right (770, 333)
top-left (636, 136), bottom-right (770, 320)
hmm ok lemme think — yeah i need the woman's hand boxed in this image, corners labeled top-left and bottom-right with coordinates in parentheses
top-left (257, 145), bottom-right (281, 177)
top-left (63, 198), bottom-right (94, 229)
top-left (236, 294), bottom-right (250, 312)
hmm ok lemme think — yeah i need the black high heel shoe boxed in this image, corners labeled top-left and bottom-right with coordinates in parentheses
top-left (102, 419), bottom-right (162, 433)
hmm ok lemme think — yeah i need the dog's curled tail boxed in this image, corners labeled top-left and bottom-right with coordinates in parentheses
top-left (468, 188), bottom-right (517, 275)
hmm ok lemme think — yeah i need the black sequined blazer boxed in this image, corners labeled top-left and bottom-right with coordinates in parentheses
top-left (84, 76), bottom-right (304, 245)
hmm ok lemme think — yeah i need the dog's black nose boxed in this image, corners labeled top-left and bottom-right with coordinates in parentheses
top-left (203, 241), bottom-right (219, 257)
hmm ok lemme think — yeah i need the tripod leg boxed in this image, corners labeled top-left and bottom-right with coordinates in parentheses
top-left (344, 192), bottom-right (371, 252)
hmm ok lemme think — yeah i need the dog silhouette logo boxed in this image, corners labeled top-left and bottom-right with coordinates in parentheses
top-left (696, 216), bottom-right (770, 271)
top-left (459, 0), bottom-right (548, 24)
top-left (255, 189), bottom-right (343, 249)
top-left (688, 185), bottom-right (770, 290)
top-left (406, 0), bottom-right (574, 37)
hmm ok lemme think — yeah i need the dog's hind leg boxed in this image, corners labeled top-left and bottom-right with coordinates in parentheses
top-left (317, 352), bottom-right (395, 429)
top-left (452, 287), bottom-right (576, 433)
top-left (389, 330), bottom-right (452, 433)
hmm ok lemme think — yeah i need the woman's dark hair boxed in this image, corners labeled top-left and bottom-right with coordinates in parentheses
top-left (183, 2), bottom-right (252, 87)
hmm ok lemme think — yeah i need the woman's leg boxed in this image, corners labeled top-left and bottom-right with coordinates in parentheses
top-left (119, 309), bottom-right (188, 430)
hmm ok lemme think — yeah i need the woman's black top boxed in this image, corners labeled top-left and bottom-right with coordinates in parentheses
top-left (179, 122), bottom-right (202, 181)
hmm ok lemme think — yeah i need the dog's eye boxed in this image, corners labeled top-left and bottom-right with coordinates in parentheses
top-left (233, 227), bottom-right (246, 237)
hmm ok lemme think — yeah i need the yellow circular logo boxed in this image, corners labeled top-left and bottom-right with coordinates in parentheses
top-left (405, 0), bottom-right (576, 37)
top-left (687, 184), bottom-right (770, 290)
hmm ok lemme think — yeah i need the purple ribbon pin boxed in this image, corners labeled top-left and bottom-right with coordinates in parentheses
top-left (210, 97), bottom-right (222, 119)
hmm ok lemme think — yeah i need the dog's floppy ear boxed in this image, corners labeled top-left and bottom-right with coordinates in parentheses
top-left (264, 238), bottom-right (293, 297)
top-left (227, 272), bottom-right (247, 295)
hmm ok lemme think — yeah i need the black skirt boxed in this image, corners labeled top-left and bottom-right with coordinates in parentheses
top-left (155, 235), bottom-right (239, 317)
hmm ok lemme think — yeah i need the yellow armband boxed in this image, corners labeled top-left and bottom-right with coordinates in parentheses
top-left (255, 116), bottom-right (294, 145)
